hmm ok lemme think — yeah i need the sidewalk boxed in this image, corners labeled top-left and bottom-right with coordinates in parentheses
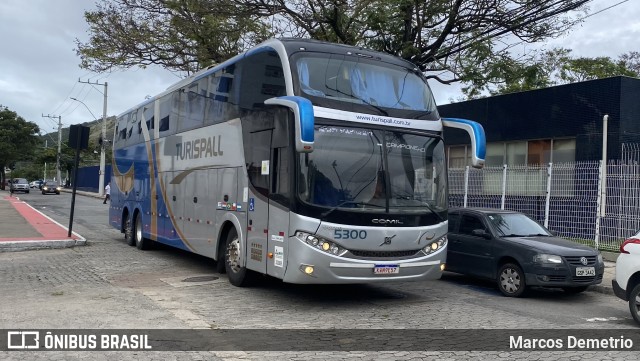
top-left (0, 188), bottom-right (619, 295)
top-left (0, 190), bottom-right (85, 251)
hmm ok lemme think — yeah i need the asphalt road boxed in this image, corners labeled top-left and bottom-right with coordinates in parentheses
top-left (0, 191), bottom-right (637, 360)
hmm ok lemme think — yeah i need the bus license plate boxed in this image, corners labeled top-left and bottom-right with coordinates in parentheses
top-left (374, 265), bottom-right (399, 275)
top-left (576, 267), bottom-right (595, 276)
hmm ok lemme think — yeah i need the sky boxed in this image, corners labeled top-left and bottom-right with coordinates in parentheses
top-left (0, 0), bottom-right (638, 138)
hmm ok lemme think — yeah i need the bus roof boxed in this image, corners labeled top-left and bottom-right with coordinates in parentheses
top-left (116, 38), bottom-right (421, 118)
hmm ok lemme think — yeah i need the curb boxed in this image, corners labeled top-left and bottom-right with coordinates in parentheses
top-left (601, 251), bottom-right (619, 263)
top-left (588, 283), bottom-right (615, 296)
top-left (0, 239), bottom-right (87, 252)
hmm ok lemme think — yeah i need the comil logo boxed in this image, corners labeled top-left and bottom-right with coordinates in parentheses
top-left (7, 331), bottom-right (40, 349)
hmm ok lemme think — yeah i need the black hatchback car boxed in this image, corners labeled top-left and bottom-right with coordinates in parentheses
top-left (447, 208), bottom-right (604, 297)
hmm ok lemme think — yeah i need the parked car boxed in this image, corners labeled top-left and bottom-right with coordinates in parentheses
top-left (612, 232), bottom-right (640, 325)
top-left (30, 180), bottom-right (43, 189)
top-left (447, 208), bottom-right (605, 297)
top-left (10, 178), bottom-right (30, 193)
top-left (41, 181), bottom-right (61, 195)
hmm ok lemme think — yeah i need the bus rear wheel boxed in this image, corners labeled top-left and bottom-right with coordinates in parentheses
top-left (224, 228), bottom-right (252, 287)
top-left (124, 215), bottom-right (135, 247)
top-left (134, 212), bottom-right (150, 250)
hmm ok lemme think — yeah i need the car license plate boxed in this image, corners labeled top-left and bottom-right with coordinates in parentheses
top-left (576, 267), bottom-right (595, 276)
top-left (374, 265), bottom-right (399, 275)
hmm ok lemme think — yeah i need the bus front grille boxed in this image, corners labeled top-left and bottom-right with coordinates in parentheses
top-left (348, 249), bottom-right (421, 259)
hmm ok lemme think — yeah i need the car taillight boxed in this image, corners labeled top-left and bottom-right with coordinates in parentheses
top-left (620, 238), bottom-right (640, 254)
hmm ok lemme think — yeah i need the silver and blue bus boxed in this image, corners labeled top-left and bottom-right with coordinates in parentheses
top-left (109, 38), bottom-right (485, 286)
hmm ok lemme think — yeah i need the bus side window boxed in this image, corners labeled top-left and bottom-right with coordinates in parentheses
top-left (204, 73), bottom-right (222, 125)
top-left (141, 104), bottom-right (154, 139)
top-left (246, 130), bottom-right (271, 197)
top-left (158, 94), bottom-right (170, 135)
top-left (237, 50), bottom-right (286, 112)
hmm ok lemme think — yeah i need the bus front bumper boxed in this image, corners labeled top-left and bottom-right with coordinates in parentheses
top-left (282, 243), bottom-right (446, 284)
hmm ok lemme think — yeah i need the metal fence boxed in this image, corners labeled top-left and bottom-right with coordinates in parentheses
top-left (448, 155), bottom-right (640, 252)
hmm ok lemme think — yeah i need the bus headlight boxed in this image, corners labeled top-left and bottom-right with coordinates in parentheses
top-left (421, 235), bottom-right (447, 256)
top-left (295, 231), bottom-right (348, 256)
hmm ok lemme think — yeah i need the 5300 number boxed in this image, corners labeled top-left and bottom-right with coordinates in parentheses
top-left (334, 230), bottom-right (367, 240)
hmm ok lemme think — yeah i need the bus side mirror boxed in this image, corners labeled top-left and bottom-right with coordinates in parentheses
top-left (442, 118), bottom-right (486, 169)
top-left (265, 96), bottom-right (314, 153)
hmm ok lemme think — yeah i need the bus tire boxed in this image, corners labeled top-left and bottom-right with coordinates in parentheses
top-left (125, 214), bottom-right (136, 247)
top-left (224, 228), bottom-right (252, 287)
top-left (134, 212), bottom-right (150, 250)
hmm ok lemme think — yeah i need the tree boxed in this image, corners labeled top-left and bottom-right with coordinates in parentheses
top-left (76, 0), bottom-right (270, 74)
top-left (77, 0), bottom-right (591, 85)
top-left (461, 49), bottom-right (640, 98)
top-left (0, 106), bottom-right (40, 189)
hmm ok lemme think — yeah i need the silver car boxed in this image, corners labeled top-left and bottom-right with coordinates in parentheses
top-left (10, 178), bottom-right (30, 193)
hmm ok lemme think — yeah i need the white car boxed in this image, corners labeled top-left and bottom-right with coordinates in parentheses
top-left (613, 231), bottom-right (640, 325)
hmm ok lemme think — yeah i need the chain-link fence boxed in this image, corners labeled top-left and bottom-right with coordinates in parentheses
top-left (448, 154), bottom-right (640, 252)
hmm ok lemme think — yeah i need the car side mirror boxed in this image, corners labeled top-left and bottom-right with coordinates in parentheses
top-left (472, 229), bottom-right (492, 239)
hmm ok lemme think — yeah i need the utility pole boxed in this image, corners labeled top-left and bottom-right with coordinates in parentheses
top-left (44, 140), bottom-right (47, 181)
top-left (42, 114), bottom-right (62, 183)
top-left (79, 79), bottom-right (108, 196)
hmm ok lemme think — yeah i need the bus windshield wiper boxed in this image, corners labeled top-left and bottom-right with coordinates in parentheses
top-left (321, 201), bottom-right (384, 219)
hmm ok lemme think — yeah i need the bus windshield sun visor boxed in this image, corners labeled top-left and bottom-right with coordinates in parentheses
top-left (265, 96), bottom-right (315, 153)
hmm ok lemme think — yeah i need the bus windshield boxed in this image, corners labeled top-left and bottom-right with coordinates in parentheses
top-left (294, 53), bottom-right (437, 113)
top-left (298, 125), bottom-right (447, 216)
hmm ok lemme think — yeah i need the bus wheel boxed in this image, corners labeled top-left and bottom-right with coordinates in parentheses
top-left (134, 213), bottom-right (150, 250)
top-left (224, 228), bottom-right (251, 287)
top-left (125, 215), bottom-right (135, 247)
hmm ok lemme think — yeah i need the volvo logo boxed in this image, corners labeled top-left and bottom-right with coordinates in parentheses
top-left (372, 219), bottom-right (403, 225)
top-left (580, 257), bottom-right (588, 265)
top-left (380, 234), bottom-right (396, 246)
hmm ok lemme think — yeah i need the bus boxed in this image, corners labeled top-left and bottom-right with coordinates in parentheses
top-left (109, 38), bottom-right (485, 286)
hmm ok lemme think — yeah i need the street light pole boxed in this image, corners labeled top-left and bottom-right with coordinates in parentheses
top-left (78, 79), bottom-right (108, 196)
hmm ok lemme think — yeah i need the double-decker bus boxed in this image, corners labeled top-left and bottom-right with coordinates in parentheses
top-left (109, 38), bottom-right (485, 286)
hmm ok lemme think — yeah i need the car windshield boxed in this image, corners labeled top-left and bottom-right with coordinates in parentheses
top-left (298, 125), bottom-right (447, 216)
top-left (15, 179), bottom-right (28, 184)
top-left (487, 213), bottom-right (551, 237)
top-left (46, 182), bottom-right (59, 187)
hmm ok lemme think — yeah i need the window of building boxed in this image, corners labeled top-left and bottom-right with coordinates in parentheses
top-left (485, 143), bottom-right (505, 167)
top-left (448, 145), bottom-right (470, 168)
top-left (448, 138), bottom-right (575, 168)
top-left (552, 138), bottom-right (576, 163)
top-left (527, 139), bottom-right (551, 166)
top-left (506, 141), bottom-right (527, 166)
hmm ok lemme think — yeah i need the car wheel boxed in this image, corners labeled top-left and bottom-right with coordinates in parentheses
top-left (41, 191), bottom-right (45, 195)
top-left (562, 286), bottom-right (589, 294)
top-left (124, 215), bottom-right (135, 246)
top-left (134, 213), bottom-right (150, 250)
top-left (26, 191), bottom-right (29, 194)
top-left (497, 263), bottom-right (526, 297)
top-left (224, 228), bottom-right (253, 287)
top-left (629, 283), bottom-right (640, 326)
